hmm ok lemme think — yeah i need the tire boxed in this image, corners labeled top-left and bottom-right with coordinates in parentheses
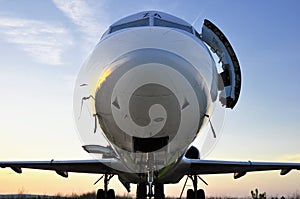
top-left (154, 183), bottom-right (165, 199)
top-left (187, 189), bottom-right (195, 199)
top-left (107, 189), bottom-right (115, 199)
top-left (96, 189), bottom-right (105, 199)
top-left (136, 183), bottom-right (147, 199)
top-left (197, 189), bottom-right (205, 199)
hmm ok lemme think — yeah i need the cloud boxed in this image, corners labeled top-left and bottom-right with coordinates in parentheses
top-left (0, 17), bottom-right (73, 65)
top-left (52, 0), bottom-right (109, 44)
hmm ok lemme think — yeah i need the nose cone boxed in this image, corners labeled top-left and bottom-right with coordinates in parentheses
top-left (95, 48), bottom-right (209, 153)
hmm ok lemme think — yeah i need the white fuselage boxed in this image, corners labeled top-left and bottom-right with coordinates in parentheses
top-left (74, 21), bottom-right (218, 173)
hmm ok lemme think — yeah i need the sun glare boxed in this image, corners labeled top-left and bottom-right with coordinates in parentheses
top-left (96, 67), bottom-right (113, 91)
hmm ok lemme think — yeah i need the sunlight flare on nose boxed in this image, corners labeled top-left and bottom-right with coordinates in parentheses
top-left (96, 67), bottom-right (113, 91)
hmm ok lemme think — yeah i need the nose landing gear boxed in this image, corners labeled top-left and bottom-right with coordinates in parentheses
top-left (136, 182), bottom-right (165, 199)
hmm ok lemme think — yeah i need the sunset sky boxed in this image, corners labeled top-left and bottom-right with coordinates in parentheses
top-left (1, 0), bottom-right (300, 198)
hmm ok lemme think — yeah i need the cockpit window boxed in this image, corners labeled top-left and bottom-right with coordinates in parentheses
top-left (108, 15), bottom-right (194, 36)
top-left (110, 18), bottom-right (149, 33)
top-left (153, 18), bottom-right (193, 33)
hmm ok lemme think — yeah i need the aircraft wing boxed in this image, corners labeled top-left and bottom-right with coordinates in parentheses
top-left (1, 157), bottom-right (300, 184)
top-left (0, 159), bottom-right (129, 177)
top-left (185, 158), bottom-right (300, 178)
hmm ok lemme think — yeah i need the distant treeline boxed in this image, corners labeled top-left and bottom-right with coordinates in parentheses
top-left (0, 193), bottom-right (175, 199)
top-left (1, 191), bottom-right (298, 199)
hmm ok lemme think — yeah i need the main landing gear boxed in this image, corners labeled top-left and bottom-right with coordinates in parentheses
top-left (179, 175), bottom-right (206, 199)
top-left (96, 174), bottom-right (116, 199)
top-left (95, 174), bottom-right (205, 199)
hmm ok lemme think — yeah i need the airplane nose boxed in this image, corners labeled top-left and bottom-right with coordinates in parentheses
top-left (95, 48), bottom-right (209, 153)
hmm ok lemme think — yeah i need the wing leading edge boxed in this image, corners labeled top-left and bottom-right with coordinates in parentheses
top-left (183, 157), bottom-right (300, 179)
top-left (0, 159), bottom-right (129, 178)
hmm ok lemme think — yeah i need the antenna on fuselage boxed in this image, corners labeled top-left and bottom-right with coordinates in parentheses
top-left (93, 113), bottom-right (98, 133)
top-left (78, 93), bottom-right (99, 134)
top-left (79, 95), bottom-right (95, 119)
top-left (205, 114), bottom-right (216, 138)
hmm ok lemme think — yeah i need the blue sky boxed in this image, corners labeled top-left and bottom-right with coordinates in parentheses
top-left (0, 0), bottom-right (300, 197)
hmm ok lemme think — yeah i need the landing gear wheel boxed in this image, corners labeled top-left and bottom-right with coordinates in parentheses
top-left (96, 189), bottom-right (105, 199)
top-left (107, 189), bottom-right (115, 199)
top-left (154, 183), bottom-right (165, 199)
top-left (187, 189), bottom-right (194, 199)
top-left (136, 183), bottom-right (147, 199)
top-left (197, 189), bottom-right (205, 199)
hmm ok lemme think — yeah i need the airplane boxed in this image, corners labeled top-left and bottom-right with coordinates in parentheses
top-left (1, 10), bottom-right (300, 199)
